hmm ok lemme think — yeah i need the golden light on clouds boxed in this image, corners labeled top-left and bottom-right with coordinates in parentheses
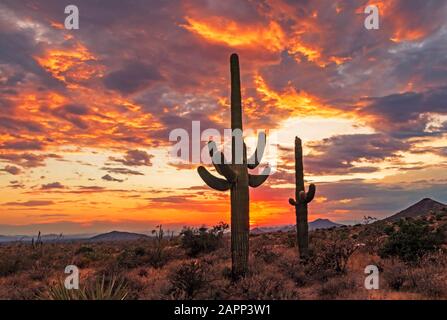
top-left (34, 42), bottom-right (103, 83)
top-left (1, 1), bottom-right (447, 234)
top-left (254, 75), bottom-right (342, 118)
top-left (183, 17), bottom-right (285, 52)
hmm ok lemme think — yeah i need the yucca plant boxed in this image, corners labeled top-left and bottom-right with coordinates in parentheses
top-left (44, 274), bottom-right (128, 300)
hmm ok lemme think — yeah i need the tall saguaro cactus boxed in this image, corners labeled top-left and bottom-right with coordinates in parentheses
top-left (197, 54), bottom-right (270, 278)
top-left (289, 137), bottom-right (316, 260)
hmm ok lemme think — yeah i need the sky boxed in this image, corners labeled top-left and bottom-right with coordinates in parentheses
top-left (0, 0), bottom-right (447, 235)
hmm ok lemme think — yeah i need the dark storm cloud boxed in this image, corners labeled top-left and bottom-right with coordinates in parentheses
top-left (305, 134), bottom-right (409, 174)
top-left (0, 117), bottom-right (44, 133)
top-left (101, 174), bottom-right (124, 183)
top-left (1, 165), bottom-right (21, 175)
top-left (362, 87), bottom-right (447, 138)
top-left (0, 153), bottom-right (62, 168)
top-left (48, 104), bottom-right (91, 130)
top-left (0, 30), bottom-right (63, 90)
top-left (41, 182), bottom-right (65, 190)
top-left (104, 62), bottom-right (163, 95)
top-left (108, 149), bottom-right (154, 167)
top-left (0, 140), bottom-right (45, 151)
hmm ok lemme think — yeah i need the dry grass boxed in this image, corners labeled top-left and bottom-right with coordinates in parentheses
top-left (0, 215), bottom-right (446, 300)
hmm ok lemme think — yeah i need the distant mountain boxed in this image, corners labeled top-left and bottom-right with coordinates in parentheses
top-left (386, 198), bottom-right (447, 221)
top-left (0, 233), bottom-right (90, 243)
top-left (89, 231), bottom-right (149, 242)
top-left (310, 218), bottom-right (344, 230)
top-left (251, 218), bottom-right (343, 234)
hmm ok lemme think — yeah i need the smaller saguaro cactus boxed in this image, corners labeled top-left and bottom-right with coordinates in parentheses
top-left (289, 137), bottom-right (316, 260)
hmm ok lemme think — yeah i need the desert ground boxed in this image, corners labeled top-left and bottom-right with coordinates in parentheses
top-left (1, 209), bottom-right (447, 300)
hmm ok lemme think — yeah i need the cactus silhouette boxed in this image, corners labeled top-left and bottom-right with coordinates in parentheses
top-left (197, 53), bottom-right (271, 278)
top-left (288, 137), bottom-right (316, 259)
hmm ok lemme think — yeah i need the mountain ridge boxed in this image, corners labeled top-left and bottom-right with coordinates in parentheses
top-left (251, 218), bottom-right (343, 234)
top-left (385, 198), bottom-right (446, 221)
top-left (89, 230), bottom-right (149, 242)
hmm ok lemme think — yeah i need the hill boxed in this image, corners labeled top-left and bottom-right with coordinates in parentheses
top-left (386, 198), bottom-right (447, 221)
top-left (251, 218), bottom-right (343, 234)
top-left (309, 218), bottom-right (344, 230)
top-left (89, 231), bottom-right (149, 242)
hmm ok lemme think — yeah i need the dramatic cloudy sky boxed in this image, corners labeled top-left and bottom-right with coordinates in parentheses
top-left (1, 0), bottom-right (447, 235)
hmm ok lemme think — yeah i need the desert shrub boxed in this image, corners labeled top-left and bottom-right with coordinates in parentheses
top-left (0, 258), bottom-right (21, 277)
top-left (138, 268), bottom-right (149, 277)
top-left (234, 272), bottom-right (298, 300)
top-left (383, 263), bottom-right (409, 291)
top-left (307, 229), bottom-right (360, 280)
top-left (406, 267), bottom-right (446, 298)
top-left (281, 233), bottom-right (296, 248)
top-left (356, 221), bottom-right (389, 254)
top-left (383, 224), bottom-right (395, 235)
top-left (404, 252), bottom-right (447, 298)
top-left (168, 260), bottom-right (209, 299)
top-left (379, 219), bottom-right (443, 263)
top-left (75, 246), bottom-right (94, 255)
top-left (253, 246), bottom-right (279, 264)
top-left (180, 222), bottom-right (228, 257)
top-left (133, 246), bottom-right (145, 256)
top-left (117, 248), bottom-right (143, 269)
top-left (44, 274), bottom-right (128, 300)
top-left (0, 250), bottom-right (33, 277)
top-left (276, 254), bottom-right (307, 286)
top-left (317, 276), bottom-right (357, 299)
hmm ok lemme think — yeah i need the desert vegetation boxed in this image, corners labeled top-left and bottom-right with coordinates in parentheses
top-left (0, 211), bottom-right (446, 300)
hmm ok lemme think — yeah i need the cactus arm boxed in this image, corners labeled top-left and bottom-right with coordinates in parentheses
top-left (298, 184), bottom-right (316, 204)
top-left (215, 161), bottom-right (237, 182)
top-left (289, 198), bottom-right (297, 206)
top-left (207, 141), bottom-right (236, 181)
top-left (248, 174), bottom-right (269, 188)
top-left (306, 183), bottom-right (316, 203)
top-left (247, 132), bottom-right (266, 169)
top-left (298, 190), bottom-right (307, 203)
top-left (197, 166), bottom-right (231, 191)
top-left (248, 163), bottom-right (270, 187)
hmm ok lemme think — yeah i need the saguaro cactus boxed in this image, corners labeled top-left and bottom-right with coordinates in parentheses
top-left (289, 137), bottom-right (316, 260)
top-left (197, 53), bottom-right (270, 278)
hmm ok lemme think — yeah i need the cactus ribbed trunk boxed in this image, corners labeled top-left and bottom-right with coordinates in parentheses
top-left (295, 138), bottom-right (309, 258)
top-left (230, 54), bottom-right (249, 278)
top-left (230, 173), bottom-right (249, 277)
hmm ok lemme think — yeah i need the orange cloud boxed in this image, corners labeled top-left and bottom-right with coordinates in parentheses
top-left (34, 42), bottom-right (104, 84)
top-left (183, 16), bottom-right (284, 52)
top-left (254, 74), bottom-right (342, 118)
top-left (183, 16), bottom-right (348, 68)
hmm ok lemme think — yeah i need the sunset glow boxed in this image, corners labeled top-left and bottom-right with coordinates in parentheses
top-left (1, 0), bottom-right (446, 235)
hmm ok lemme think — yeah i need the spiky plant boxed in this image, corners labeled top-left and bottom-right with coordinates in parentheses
top-left (289, 137), bottom-right (316, 260)
top-left (44, 274), bottom-right (128, 300)
top-left (197, 53), bottom-right (271, 278)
